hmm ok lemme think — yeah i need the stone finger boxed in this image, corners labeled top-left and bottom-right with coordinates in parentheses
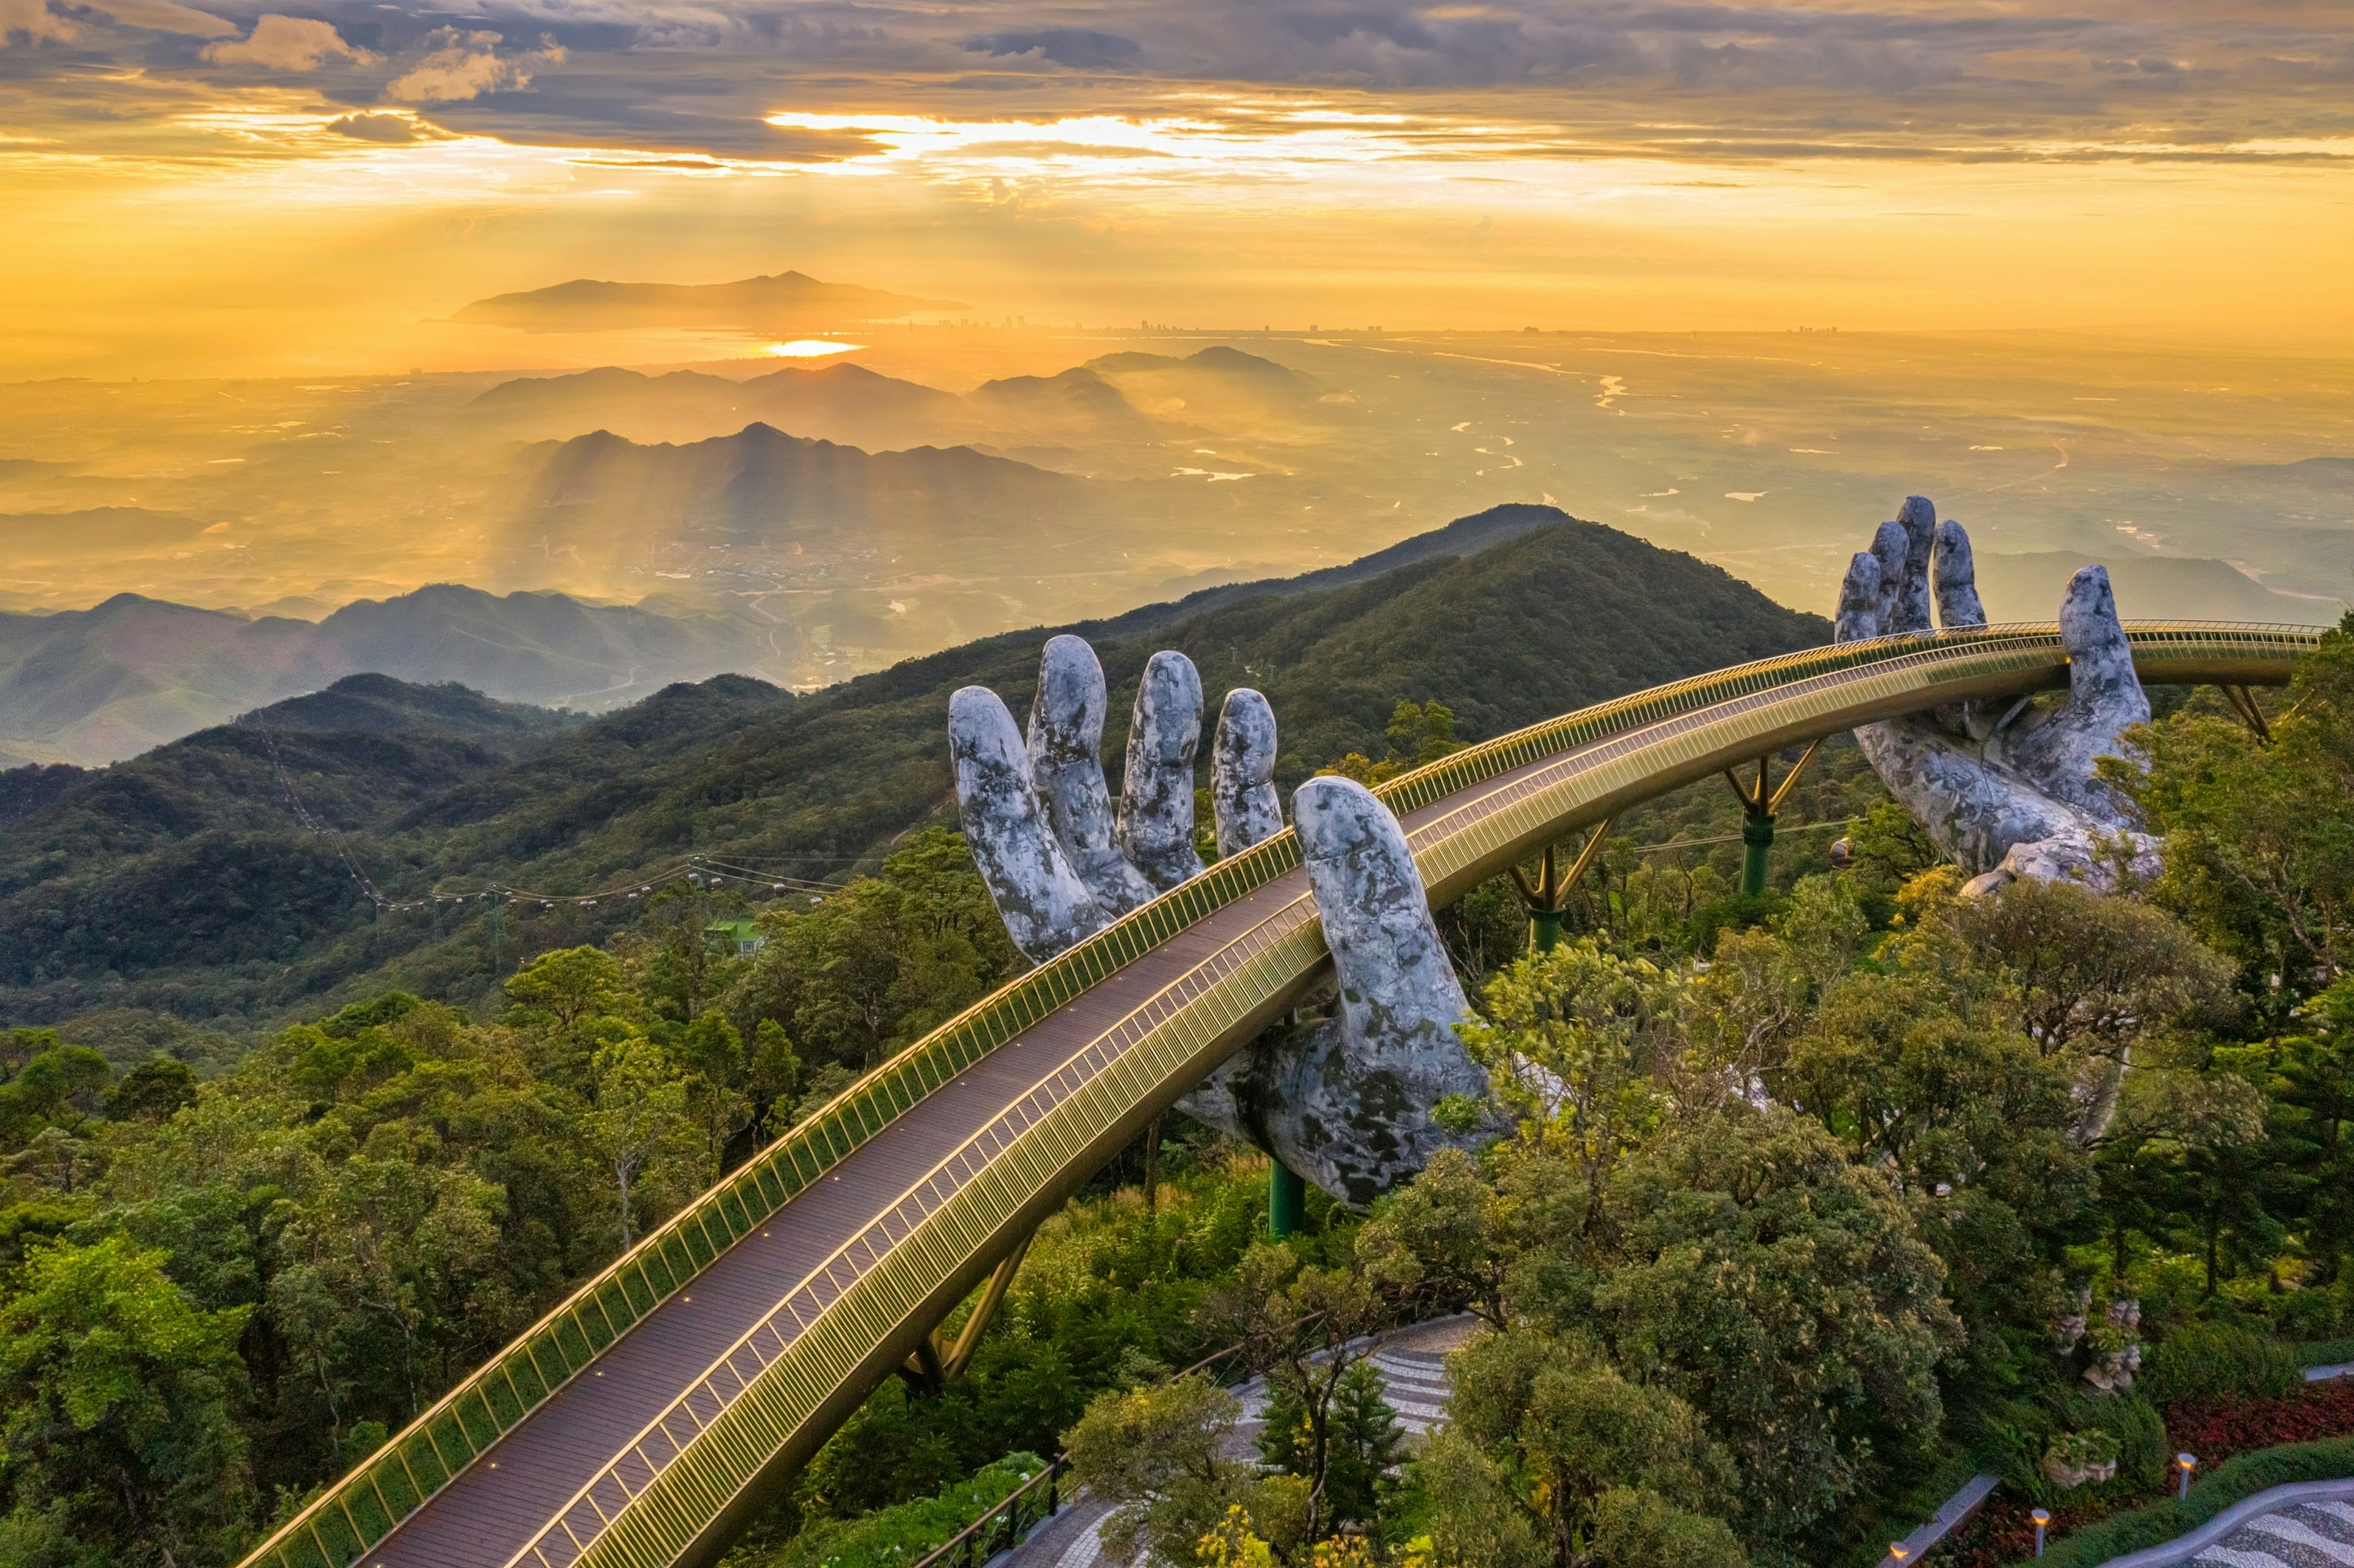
top-left (1115, 650), bottom-right (1206, 889)
top-left (1932, 518), bottom-right (1987, 630)
top-left (2006, 565), bottom-right (2150, 818)
top-left (1282, 777), bottom-right (1488, 1205)
top-left (1895, 495), bottom-right (1937, 631)
top-left (950, 685), bottom-right (1109, 962)
top-left (1211, 688), bottom-right (1283, 859)
top-left (1835, 549), bottom-right (1884, 643)
top-left (1869, 519), bottom-right (1913, 633)
top-left (1028, 635), bottom-right (1156, 915)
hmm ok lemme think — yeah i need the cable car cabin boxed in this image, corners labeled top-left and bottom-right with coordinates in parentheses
top-left (706, 917), bottom-right (766, 956)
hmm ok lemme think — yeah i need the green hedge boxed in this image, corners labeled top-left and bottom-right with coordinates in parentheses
top-left (774, 1453), bottom-right (1051, 1568)
top-left (2138, 1325), bottom-right (2304, 1408)
top-left (2299, 1339), bottom-right (2354, 1368)
top-left (2014, 1434), bottom-right (2354, 1568)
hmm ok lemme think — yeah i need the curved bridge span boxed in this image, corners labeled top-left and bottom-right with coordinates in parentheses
top-left (242, 623), bottom-right (2316, 1568)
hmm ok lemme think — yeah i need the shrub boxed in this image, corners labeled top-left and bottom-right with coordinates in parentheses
top-left (2163, 1379), bottom-right (2354, 1460)
top-left (2297, 1338), bottom-right (2354, 1368)
top-left (2138, 1323), bottom-right (2303, 1407)
top-left (2271, 1285), bottom-right (2350, 1343)
top-left (2063, 1392), bottom-right (2169, 1496)
top-left (773, 1453), bottom-right (1049, 1568)
top-left (2014, 1434), bottom-right (2354, 1567)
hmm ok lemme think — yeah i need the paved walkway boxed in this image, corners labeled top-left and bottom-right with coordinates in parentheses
top-left (1007, 1315), bottom-right (1476, 1568)
top-left (2179, 1498), bottom-right (2354, 1568)
top-left (2100, 1482), bottom-right (2354, 1568)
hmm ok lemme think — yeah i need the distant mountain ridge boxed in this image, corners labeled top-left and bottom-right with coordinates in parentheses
top-left (468, 346), bottom-right (1336, 455)
top-left (0, 504), bottom-right (1833, 1027)
top-left (1975, 550), bottom-right (2338, 625)
top-left (0, 585), bottom-right (762, 766)
top-left (513, 421), bottom-right (1088, 546)
top-left (453, 270), bottom-right (967, 332)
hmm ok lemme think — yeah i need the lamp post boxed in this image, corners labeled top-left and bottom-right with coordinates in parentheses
top-left (2032, 1509), bottom-right (2051, 1558)
top-left (2176, 1453), bottom-right (2197, 1499)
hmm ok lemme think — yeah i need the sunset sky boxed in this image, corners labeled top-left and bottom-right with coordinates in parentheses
top-left (6, 0), bottom-right (2354, 378)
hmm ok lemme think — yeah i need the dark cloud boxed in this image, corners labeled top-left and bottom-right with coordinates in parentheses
top-left (964, 28), bottom-right (1141, 69)
top-left (7, 0), bottom-right (2354, 165)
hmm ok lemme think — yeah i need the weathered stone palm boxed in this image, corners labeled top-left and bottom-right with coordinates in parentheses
top-left (1837, 497), bottom-right (2157, 891)
top-left (948, 634), bottom-right (1488, 1204)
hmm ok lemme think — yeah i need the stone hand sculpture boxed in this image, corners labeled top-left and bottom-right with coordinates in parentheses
top-left (949, 634), bottom-right (1488, 1205)
top-left (1837, 496), bottom-right (2158, 891)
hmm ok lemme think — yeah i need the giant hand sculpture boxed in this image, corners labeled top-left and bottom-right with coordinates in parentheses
top-left (1837, 497), bottom-right (2158, 892)
top-left (949, 635), bottom-right (1489, 1205)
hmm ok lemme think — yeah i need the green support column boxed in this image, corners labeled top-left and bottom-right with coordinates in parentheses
top-left (1513, 820), bottom-right (1612, 954)
top-left (1268, 1161), bottom-right (1306, 1238)
top-left (1724, 739), bottom-right (1824, 902)
top-left (1740, 813), bottom-right (1775, 898)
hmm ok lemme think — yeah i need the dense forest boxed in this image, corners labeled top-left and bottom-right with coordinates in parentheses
top-left (0, 506), bottom-right (1828, 1031)
top-left (4, 530), bottom-right (2351, 1568)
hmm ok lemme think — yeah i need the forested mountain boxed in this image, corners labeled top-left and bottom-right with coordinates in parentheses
top-left (0, 505), bottom-right (1826, 1030)
top-left (0, 585), bottom-right (759, 766)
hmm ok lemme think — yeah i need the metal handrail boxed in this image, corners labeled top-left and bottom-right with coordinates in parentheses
top-left (903, 1335), bottom-right (1263, 1568)
top-left (237, 621), bottom-right (2322, 1568)
top-left (905, 1457), bottom-right (1069, 1568)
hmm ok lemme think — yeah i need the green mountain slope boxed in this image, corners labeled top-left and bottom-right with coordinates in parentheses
top-left (0, 506), bottom-right (1829, 1029)
top-left (0, 585), bottom-right (764, 766)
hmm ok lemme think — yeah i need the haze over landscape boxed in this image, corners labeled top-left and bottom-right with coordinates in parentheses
top-left (10, 7), bottom-right (2354, 1568)
top-left (5, 0), bottom-right (2352, 766)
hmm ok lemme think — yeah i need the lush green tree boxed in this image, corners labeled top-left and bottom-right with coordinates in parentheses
top-left (1455, 943), bottom-right (1674, 1222)
top-left (1200, 1242), bottom-right (1390, 1542)
top-left (2111, 616), bottom-right (2354, 1017)
top-left (1444, 1326), bottom-right (1739, 1568)
top-left (503, 945), bottom-right (634, 1065)
top-left (101, 1058), bottom-right (196, 1125)
top-left (585, 1032), bottom-right (695, 1246)
top-left (0, 1235), bottom-right (251, 1567)
top-left (0, 1046), bottom-right (110, 1149)
top-left (1320, 698), bottom-right (1466, 786)
top-left (1357, 1146), bottom-right (1517, 1330)
top-left (1065, 1374), bottom-right (1305, 1568)
top-left (728, 830), bottom-right (1016, 1071)
top-left (1573, 1108), bottom-right (1959, 1548)
top-left (1258, 1359), bottom-right (1401, 1531)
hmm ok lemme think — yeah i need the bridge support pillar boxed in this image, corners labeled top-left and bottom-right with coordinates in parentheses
top-left (1512, 818), bottom-right (1613, 954)
top-left (1740, 815), bottom-right (1775, 899)
top-left (1268, 1160), bottom-right (1306, 1238)
top-left (1723, 739), bottom-right (1824, 901)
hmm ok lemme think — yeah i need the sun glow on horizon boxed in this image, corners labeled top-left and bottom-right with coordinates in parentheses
top-left (763, 340), bottom-right (864, 357)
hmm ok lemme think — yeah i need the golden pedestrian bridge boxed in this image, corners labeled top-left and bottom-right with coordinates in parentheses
top-left (239, 622), bottom-right (2317, 1568)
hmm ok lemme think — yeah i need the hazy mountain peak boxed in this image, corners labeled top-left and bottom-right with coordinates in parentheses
top-left (233, 672), bottom-right (584, 741)
top-left (451, 270), bottom-right (967, 332)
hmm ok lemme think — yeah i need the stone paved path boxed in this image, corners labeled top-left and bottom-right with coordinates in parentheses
top-left (2188, 1499), bottom-right (2354, 1567)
